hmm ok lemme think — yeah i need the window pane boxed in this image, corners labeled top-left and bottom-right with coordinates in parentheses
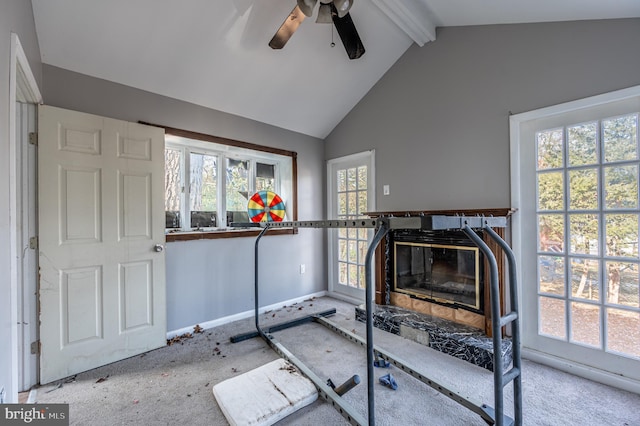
top-left (358, 191), bottom-right (367, 216)
top-left (538, 214), bottom-right (564, 252)
top-left (606, 308), bottom-right (640, 358)
top-left (603, 114), bottom-right (638, 163)
top-left (536, 128), bottom-right (563, 170)
top-left (256, 163), bottom-right (275, 192)
top-left (605, 214), bottom-right (638, 258)
top-left (165, 148), bottom-right (181, 228)
top-left (338, 193), bottom-right (347, 216)
top-left (190, 153), bottom-right (217, 228)
top-left (538, 255), bottom-right (565, 296)
top-left (348, 240), bottom-right (357, 263)
top-left (569, 168), bottom-right (598, 210)
top-left (570, 302), bottom-right (601, 348)
top-left (570, 258), bottom-right (599, 301)
top-left (569, 214), bottom-right (599, 255)
top-left (357, 166), bottom-right (367, 190)
top-left (606, 261), bottom-right (639, 307)
top-left (337, 170), bottom-right (346, 192)
top-left (604, 165), bottom-right (638, 209)
top-left (338, 239), bottom-right (347, 262)
top-left (339, 262), bottom-right (348, 284)
top-left (226, 158), bottom-right (249, 214)
top-left (537, 172), bottom-right (564, 210)
top-left (347, 168), bottom-right (357, 190)
top-left (539, 296), bottom-right (566, 339)
top-left (348, 263), bottom-right (358, 287)
top-left (358, 240), bottom-right (368, 264)
top-left (348, 192), bottom-right (357, 215)
top-left (568, 122), bottom-right (598, 166)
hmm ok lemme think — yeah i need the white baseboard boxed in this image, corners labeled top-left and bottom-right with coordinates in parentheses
top-left (522, 347), bottom-right (640, 395)
top-left (326, 291), bottom-right (364, 306)
top-left (167, 291), bottom-right (328, 339)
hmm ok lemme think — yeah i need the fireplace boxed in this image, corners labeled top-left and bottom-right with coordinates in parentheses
top-left (357, 208), bottom-right (515, 370)
top-left (393, 239), bottom-right (482, 312)
top-left (369, 208), bottom-right (515, 335)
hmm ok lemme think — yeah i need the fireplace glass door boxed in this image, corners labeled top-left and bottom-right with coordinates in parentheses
top-left (393, 242), bottom-right (481, 311)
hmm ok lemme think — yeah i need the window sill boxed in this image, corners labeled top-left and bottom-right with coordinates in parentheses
top-left (165, 227), bottom-right (297, 242)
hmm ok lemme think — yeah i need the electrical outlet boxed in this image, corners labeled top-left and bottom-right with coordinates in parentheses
top-left (299, 264), bottom-right (306, 274)
top-left (383, 185), bottom-right (390, 195)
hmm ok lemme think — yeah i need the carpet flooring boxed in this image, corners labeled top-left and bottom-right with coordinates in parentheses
top-left (36, 296), bottom-right (640, 425)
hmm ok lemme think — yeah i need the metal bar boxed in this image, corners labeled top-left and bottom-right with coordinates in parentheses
top-left (230, 309), bottom-right (336, 343)
top-left (313, 316), bottom-right (501, 424)
top-left (332, 375), bottom-right (361, 396)
top-left (364, 223), bottom-right (389, 426)
top-left (502, 367), bottom-right (520, 386)
top-left (483, 226), bottom-right (523, 426)
top-left (254, 226), bottom-right (270, 338)
top-left (462, 225), bottom-right (505, 426)
top-left (499, 312), bottom-right (518, 327)
top-left (232, 215), bottom-right (509, 231)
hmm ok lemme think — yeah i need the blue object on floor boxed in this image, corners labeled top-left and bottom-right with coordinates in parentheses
top-left (378, 373), bottom-right (398, 390)
top-left (373, 359), bottom-right (390, 368)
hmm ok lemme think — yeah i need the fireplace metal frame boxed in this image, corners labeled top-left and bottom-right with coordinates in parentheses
top-left (230, 215), bottom-right (522, 426)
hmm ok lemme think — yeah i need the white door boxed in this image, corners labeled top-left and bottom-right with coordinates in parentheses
top-left (327, 151), bottom-right (375, 300)
top-left (511, 90), bottom-right (640, 389)
top-left (38, 106), bottom-right (166, 384)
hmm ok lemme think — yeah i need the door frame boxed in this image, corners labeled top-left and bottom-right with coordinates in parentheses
top-left (326, 150), bottom-right (375, 302)
top-left (510, 85), bottom-right (640, 394)
top-left (9, 33), bottom-right (43, 399)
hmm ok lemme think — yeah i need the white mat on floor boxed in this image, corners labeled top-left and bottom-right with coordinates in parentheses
top-left (212, 358), bottom-right (318, 426)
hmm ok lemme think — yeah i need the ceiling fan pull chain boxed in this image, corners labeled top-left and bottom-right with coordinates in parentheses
top-left (331, 25), bottom-right (336, 47)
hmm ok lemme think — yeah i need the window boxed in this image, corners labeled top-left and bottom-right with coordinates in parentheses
top-left (536, 114), bottom-right (640, 358)
top-left (163, 127), bottom-right (296, 234)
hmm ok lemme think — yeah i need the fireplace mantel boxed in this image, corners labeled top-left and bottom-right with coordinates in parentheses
top-left (366, 208), bottom-right (515, 336)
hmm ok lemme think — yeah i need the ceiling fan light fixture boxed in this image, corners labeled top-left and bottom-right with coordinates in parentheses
top-left (333, 0), bottom-right (353, 18)
top-left (296, 0), bottom-right (317, 17)
top-left (316, 3), bottom-right (333, 23)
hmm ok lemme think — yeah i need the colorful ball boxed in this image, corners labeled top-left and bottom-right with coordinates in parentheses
top-left (248, 191), bottom-right (286, 222)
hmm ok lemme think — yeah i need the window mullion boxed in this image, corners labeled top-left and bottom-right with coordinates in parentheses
top-left (183, 147), bottom-right (191, 231)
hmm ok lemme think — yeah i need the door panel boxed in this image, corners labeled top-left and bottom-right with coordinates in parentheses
top-left (39, 105), bottom-right (166, 384)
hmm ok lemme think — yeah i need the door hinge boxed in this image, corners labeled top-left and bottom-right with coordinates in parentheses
top-left (30, 340), bottom-right (40, 355)
top-left (29, 236), bottom-right (38, 250)
top-left (29, 132), bottom-right (38, 146)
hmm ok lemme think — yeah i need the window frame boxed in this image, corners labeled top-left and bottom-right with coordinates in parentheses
top-left (150, 124), bottom-right (298, 241)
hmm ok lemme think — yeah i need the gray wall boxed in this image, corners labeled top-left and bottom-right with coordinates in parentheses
top-left (325, 19), bottom-right (640, 211)
top-left (0, 0), bottom-right (42, 403)
top-left (42, 65), bottom-right (327, 332)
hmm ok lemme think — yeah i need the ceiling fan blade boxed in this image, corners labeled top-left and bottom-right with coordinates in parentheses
top-left (269, 5), bottom-right (306, 49)
top-left (330, 3), bottom-right (365, 60)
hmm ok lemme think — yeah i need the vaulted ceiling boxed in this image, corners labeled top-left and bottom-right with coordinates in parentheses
top-left (31, 0), bottom-right (640, 139)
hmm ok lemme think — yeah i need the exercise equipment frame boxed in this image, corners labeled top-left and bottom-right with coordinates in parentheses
top-left (230, 216), bottom-right (522, 426)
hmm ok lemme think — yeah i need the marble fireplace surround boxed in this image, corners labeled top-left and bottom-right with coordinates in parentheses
top-left (360, 208), bottom-right (515, 370)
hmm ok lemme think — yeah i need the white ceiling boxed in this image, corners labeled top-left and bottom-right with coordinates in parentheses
top-left (31, 0), bottom-right (640, 139)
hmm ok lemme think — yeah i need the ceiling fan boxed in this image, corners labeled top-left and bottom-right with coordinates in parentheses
top-left (269, 0), bottom-right (365, 60)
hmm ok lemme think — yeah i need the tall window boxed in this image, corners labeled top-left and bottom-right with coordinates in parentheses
top-left (536, 114), bottom-right (640, 358)
top-left (164, 131), bottom-right (294, 231)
